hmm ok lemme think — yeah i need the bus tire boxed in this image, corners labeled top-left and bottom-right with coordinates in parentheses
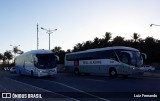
top-left (31, 71), bottom-right (33, 76)
top-left (74, 68), bottom-right (79, 75)
top-left (109, 68), bottom-right (117, 77)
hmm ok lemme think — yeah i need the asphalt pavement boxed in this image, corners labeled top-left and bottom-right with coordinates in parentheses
top-left (142, 72), bottom-right (160, 78)
top-left (0, 69), bottom-right (160, 101)
top-left (0, 70), bottom-right (78, 101)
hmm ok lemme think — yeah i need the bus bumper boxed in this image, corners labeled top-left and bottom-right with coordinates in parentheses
top-left (131, 68), bottom-right (144, 76)
top-left (37, 68), bottom-right (57, 77)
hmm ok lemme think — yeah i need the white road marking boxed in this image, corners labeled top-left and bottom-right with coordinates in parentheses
top-left (0, 79), bottom-right (25, 101)
top-left (6, 77), bottom-right (80, 101)
top-left (39, 79), bottom-right (110, 101)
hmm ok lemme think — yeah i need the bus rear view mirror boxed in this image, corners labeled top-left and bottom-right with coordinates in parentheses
top-left (141, 53), bottom-right (147, 60)
top-left (55, 55), bottom-right (59, 62)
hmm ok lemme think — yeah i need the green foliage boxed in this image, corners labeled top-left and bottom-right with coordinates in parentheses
top-left (112, 36), bottom-right (124, 46)
top-left (131, 33), bottom-right (140, 42)
top-left (51, 46), bottom-right (65, 64)
top-left (0, 47), bottom-right (23, 65)
top-left (0, 51), bottom-right (13, 64)
top-left (0, 53), bottom-right (4, 61)
top-left (71, 32), bottom-right (160, 64)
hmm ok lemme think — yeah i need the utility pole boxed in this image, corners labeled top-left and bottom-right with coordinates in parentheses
top-left (37, 23), bottom-right (39, 50)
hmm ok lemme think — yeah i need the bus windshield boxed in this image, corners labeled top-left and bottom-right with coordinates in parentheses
top-left (36, 54), bottom-right (56, 69)
top-left (115, 49), bottom-right (142, 67)
top-left (130, 51), bottom-right (142, 67)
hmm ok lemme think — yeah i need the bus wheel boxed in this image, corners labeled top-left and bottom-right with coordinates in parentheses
top-left (74, 68), bottom-right (79, 75)
top-left (109, 68), bottom-right (117, 77)
top-left (31, 71), bottom-right (33, 76)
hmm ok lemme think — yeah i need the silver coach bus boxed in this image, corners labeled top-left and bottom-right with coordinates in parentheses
top-left (65, 46), bottom-right (146, 77)
top-left (15, 50), bottom-right (58, 77)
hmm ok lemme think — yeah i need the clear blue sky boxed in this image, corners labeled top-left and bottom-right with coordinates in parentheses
top-left (0, 0), bottom-right (160, 53)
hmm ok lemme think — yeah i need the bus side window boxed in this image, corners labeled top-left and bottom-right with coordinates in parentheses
top-left (107, 50), bottom-right (118, 61)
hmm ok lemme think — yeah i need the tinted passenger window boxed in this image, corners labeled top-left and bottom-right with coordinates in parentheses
top-left (66, 50), bottom-right (118, 61)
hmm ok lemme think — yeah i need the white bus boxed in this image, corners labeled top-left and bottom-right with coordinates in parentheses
top-left (65, 46), bottom-right (146, 77)
top-left (15, 50), bottom-right (58, 77)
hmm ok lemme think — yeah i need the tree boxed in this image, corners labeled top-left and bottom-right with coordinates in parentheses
top-left (103, 32), bottom-right (112, 42)
top-left (145, 37), bottom-right (156, 44)
top-left (131, 33), bottom-right (140, 42)
top-left (83, 40), bottom-right (92, 50)
top-left (51, 46), bottom-right (65, 64)
top-left (93, 37), bottom-right (100, 48)
top-left (13, 46), bottom-right (19, 55)
top-left (4, 51), bottom-right (13, 64)
top-left (143, 37), bottom-right (157, 63)
top-left (57, 50), bottom-right (65, 64)
top-left (112, 36), bottom-right (124, 46)
top-left (70, 31), bottom-right (160, 64)
top-left (66, 49), bottom-right (71, 53)
top-left (73, 43), bottom-right (83, 52)
top-left (52, 46), bottom-right (62, 54)
top-left (0, 53), bottom-right (4, 63)
top-left (11, 46), bottom-right (23, 60)
top-left (99, 32), bottom-right (112, 47)
top-left (73, 46), bottom-right (78, 52)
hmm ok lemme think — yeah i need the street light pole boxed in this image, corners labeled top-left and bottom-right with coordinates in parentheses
top-left (41, 27), bottom-right (57, 50)
top-left (150, 24), bottom-right (160, 27)
top-left (150, 23), bottom-right (160, 40)
top-left (37, 23), bottom-right (39, 50)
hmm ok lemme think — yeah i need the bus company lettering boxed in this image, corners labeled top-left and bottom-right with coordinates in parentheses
top-left (83, 60), bottom-right (101, 65)
top-left (11, 93), bottom-right (42, 98)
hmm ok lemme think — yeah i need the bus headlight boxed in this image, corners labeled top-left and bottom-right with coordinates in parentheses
top-left (130, 66), bottom-right (135, 70)
top-left (38, 70), bottom-right (42, 73)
